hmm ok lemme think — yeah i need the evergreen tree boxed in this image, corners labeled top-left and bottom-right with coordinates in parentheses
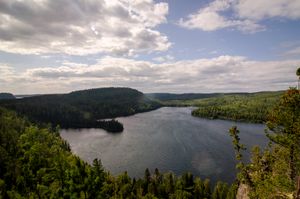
top-left (266, 88), bottom-right (300, 180)
top-left (297, 67), bottom-right (300, 89)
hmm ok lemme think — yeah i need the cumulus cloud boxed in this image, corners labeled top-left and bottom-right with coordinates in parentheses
top-left (235, 0), bottom-right (300, 20)
top-left (0, 64), bottom-right (14, 78)
top-left (0, 0), bottom-right (170, 56)
top-left (2, 56), bottom-right (299, 94)
top-left (283, 46), bottom-right (300, 57)
top-left (153, 55), bottom-right (174, 62)
top-left (178, 0), bottom-right (299, 33)
top-left (279, 41), bottom-right (300, 58)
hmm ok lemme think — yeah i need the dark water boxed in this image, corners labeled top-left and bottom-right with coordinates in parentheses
top-left (60, 107), bottom-right (268, 183)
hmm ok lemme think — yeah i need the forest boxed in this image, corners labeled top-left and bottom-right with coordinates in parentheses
top-left (0, 88), bottom-right (160, 133)
top-left (191, 91), bottom-right (283, 123)
top-left (0, 88), bottom-right (299, 198)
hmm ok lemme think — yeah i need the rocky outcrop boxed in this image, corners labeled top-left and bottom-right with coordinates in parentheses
top-left (236, 184), bottom-right (250, 199)
top-left (296, 176), bottom-right (300, 199)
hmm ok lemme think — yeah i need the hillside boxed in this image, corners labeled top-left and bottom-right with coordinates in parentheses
top-left (191, 91), bottom-right (284, 123)
top-left (0, 92), bottom-right (15, 100)
top-left (0, 87), bottom-right (161, 132)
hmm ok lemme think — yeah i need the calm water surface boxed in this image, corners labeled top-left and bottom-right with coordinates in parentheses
top-left (60, 107), bottom-right (268, 183)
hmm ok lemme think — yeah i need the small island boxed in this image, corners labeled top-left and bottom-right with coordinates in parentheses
top-left (61, 119), bottom-right (124, 133)
top-left (97, 119), bottom-right (124, 133)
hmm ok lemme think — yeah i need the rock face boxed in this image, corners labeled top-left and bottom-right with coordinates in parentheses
top-left (236, 184), bottom-right (250, 199)
top-left (296, 176), bottom-right (300, 199)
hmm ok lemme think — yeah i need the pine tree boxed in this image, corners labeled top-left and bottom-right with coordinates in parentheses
top-left (266, 88), bottom-right (300, 181)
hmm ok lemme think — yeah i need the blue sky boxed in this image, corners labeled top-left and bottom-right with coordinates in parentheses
top-left (155, 0), bottom-right (300, 61)
top-left (0, 0), bottom-right (299, 94)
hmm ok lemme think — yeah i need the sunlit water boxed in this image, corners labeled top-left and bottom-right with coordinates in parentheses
top-left (60, 107), bottom-right (268, 183)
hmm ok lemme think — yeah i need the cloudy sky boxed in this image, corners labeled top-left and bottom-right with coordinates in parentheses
top-left (0, 0), bottom-right (300, 94)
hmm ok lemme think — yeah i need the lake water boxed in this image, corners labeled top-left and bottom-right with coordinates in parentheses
top-left (60, 107), bottom-right (268, 183)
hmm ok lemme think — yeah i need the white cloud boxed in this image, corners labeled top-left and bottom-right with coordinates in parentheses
top-left (0, 0), bottom-right (170, 56)
top-left (283, 46), bottom-right (300, 57)
top-left (178, 0), bottom-right (299, 33)
top-left (2, 56), bottom-right (299, 94)
top-left (235, 0), bottom-right (300, 20)
top-left (279, 41), bottom-right (300, 58)
top-left (0, 64), bottom-right (14, 78)
top-left (153, 55), bottom-right (174, 62)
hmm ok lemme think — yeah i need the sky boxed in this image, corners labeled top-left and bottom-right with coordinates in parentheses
top-left (0, 0), bottom-right (300, 94)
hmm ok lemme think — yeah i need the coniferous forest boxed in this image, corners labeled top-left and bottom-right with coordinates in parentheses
top-left (0, 88), bottom-right (160, 133)
top-left (191, 91), bottom-right (283, 123)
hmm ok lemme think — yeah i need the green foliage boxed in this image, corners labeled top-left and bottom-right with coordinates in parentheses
top-left (0, 107), bottom-right (237, 198)
top-left (0, 87), bottom-right (160, 132)
top-left (192, 91), bottom-right (283, 123)
top-left (228, 126), bottom-right (252, 186)
top-left (297, 67), bottom-right (300, 77)
top-left (212, 182), bottom-right (229, 199)
top-left (230, 88), bottom-right (300, 198)
top-left (229, 126), bottom-right (246, 161)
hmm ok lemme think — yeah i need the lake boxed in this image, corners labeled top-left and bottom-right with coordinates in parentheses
top-left (60, 107), bottom-right (268, 183)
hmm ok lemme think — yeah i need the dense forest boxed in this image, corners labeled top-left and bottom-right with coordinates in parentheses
top-left (191, 91), bottom-right (283, 123)
top-left (0, 88), bottom-right (160, 132)
top-left (0, 107), bottom-right (237, 198)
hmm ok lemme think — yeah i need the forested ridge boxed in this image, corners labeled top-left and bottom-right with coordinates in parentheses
top-left (146, 93), bottom-right (221, 101)
top-left (147, 91), bottom-right (283, 123)
top-left (191, 91), bottom-right (283, 123)
top-left (0, 87), bottom-right (160, 132)
top-left (0, 93), bottom-right (15, 100)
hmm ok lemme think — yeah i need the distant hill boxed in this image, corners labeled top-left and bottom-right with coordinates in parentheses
top-left (0, 87), bottom-right (161, 132)
top-left (0, 93), bottom-right (16, 100)
top-left (147, 91), bottom-right (284, 122)
top-left (191, 91), bottom-right (284, 123)
top-left (146, 93), bottom-right (221, 101)
top-left (146, 91), bottom-right (284, 102)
